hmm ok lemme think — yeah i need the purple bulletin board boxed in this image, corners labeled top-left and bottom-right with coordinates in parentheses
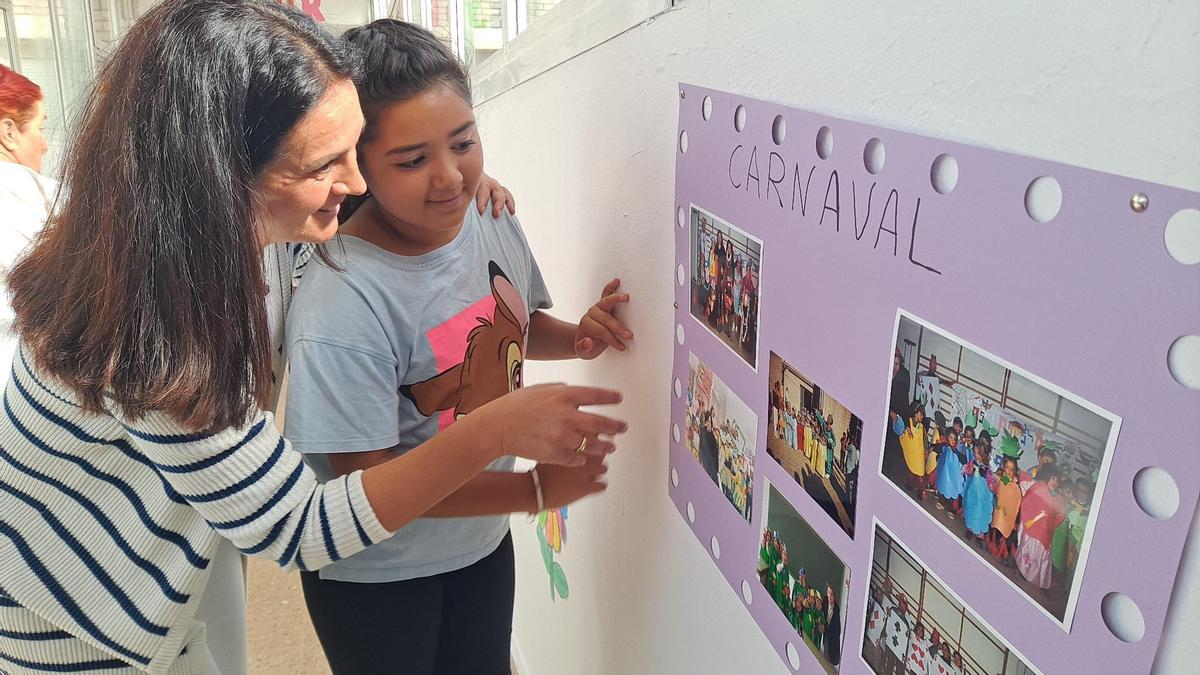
top-left (668, 83), bottom-right (1199, 675)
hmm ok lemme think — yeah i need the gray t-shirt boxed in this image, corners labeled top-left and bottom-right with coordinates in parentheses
top-left (284, 207), bottom-right (551, 582)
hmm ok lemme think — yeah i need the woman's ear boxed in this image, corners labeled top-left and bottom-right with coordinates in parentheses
top-left (0, 117), bottom-right (19, 152)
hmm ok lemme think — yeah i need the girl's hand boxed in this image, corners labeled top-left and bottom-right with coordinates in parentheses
top-left (476, 173), bottom-right (516, 218)
top-left (472, 383), bottom-right (626, 465)
top-left (536, 456), bottom-right (609, 509)
top-left (575, 278), bottom-right (633, 359)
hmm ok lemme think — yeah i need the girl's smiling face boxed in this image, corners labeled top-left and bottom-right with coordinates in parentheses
top-left (358, 83), bottom-right (483, 247)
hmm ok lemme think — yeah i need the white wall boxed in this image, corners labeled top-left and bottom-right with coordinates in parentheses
top-left (474, 2), bottom-right (1199, 673)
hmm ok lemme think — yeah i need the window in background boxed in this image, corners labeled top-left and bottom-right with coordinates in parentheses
top-left (391, 0), bottom-right (565, 67)
top-left (1, 3), bottom-right (15, 68)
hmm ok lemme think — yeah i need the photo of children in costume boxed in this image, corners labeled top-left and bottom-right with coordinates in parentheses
top-left (688, 205), bottom-right (762, 368)
top-left (862, 523), bottom-right (1039, 675)
top-left (684, 352), bottom-right (756, 520)
top-left (880, 313), bottom-right (1119, 626)
top-left (767, 352), bottom-right (864, 538)
top-left (757, 482), bottom-right (849, 674)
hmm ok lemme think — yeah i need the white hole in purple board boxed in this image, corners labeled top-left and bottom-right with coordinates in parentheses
top-left (815, 126), bottom-right (833, 160)
top-left (771, 115), bottom-right (786, 145)
top-left (1102, 592), bottom-right (1145, 643)
top-left (676, 323), bottom-right (685, 345)
top-left (785, 642), bottom-right (801, 670)
top-left (740, 580), bottom-right (753, 605)
top-left (1133, 467), bottom-right (1179, 520)
top-left (863, 137), bottom-right (886, 175)
top-left (671, 467), bottom-right (679, 488)
top-left (702, 95), bottom-right (713, 121)
top-left (677, 264), bottom-right (685, 287)
top-left (1024, 176), bottom-right (1063, 223)
top-left (686, 501), bottom-right (695, 523)
top-left (677, 205), bottom-right (685, 229)
top-left (674, 377), bottom-right (682, 398)
top-left (931, 154), bottom-right (959, 195)
top-left (1168, 335), bottom-right (1200, 390)
top-left (710, 536), bottom-right (721, 559)
top-left (672, 424), bottom-right (680, 444)
top-left (1165, 208), bottom-right (1200, 265)
top-left (679, 130), bottom-right (689, 154)
top-left (734, 105), bottom-right (746, 133)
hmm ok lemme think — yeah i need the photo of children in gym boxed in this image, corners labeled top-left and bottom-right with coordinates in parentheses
top-left (757, 481), bottom-right (850, 674)
top-left (684, 352), bottom-right (756, 520)
top-left (881, 312), bottom-right (1119, 626)
top-left (862, 523), bottom-right (1039, 675)
top-left (767, 351), bottom-right (863, 538)
top-left (688, 204), bottom-right (761, 368)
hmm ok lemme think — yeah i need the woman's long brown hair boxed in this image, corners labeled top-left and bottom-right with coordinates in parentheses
top-left (7, 0), bottom-right (360, 432)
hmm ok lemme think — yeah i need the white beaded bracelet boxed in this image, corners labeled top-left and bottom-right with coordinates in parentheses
top-left (529, 467), bottom-right (544, 514)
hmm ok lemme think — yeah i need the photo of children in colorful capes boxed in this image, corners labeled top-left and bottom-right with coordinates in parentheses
top-left (767, 351), bottom-right (863, 538)
top-left (757, 481), bottom-right (850, 674)
top-left (862, 523), bottom-right (1038, 675)
top-left (881, 313), bottom-right (1119, 626)
top-left (688, 204), bottom-right (762, 368)
top-left (684, 352), bottom-right (756, 520)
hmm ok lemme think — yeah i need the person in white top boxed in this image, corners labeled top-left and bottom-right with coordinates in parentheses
top-left (0, 64), bottom-right (54, 384)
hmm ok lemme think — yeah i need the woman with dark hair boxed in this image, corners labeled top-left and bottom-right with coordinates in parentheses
top-left (0, 64), bottom-right (53, 387)
top-left (0, 1), bottom-right (624, 673)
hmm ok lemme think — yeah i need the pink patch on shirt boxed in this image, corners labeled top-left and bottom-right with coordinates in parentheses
top-left (425, 295), bottom-right (496, 430)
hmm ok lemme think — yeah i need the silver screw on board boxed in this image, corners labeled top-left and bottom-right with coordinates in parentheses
top-left (1130, 192), bottom-right (1149, 213)
top-left (680, 90), bottom-right (686, 99)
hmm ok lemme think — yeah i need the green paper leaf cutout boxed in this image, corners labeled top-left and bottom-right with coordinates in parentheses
top-left (537, 526), bottom-right (553, 568)
top-left (551, 562), bottom-right (569, 599)
top-left (1001, 433), bottom-right (1022, 457)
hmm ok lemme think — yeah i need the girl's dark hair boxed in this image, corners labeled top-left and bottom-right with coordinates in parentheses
top-left (1037, 464), bottom-right (1061, 483)
top-left (9, 0), bottom-right (361, 431)
top-left (338, 18), bottom-right (472, 222)
top-left (344, 19), bottom-right (471, 140)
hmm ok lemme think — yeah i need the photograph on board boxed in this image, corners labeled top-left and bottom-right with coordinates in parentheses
top-left (757, 480), bottom-right (850, 674)
top-left (767, 351), bottom-right (863, 538)
top-left (688, 204), bottom-right (762, 369)
top-left (880, 311), bottom-right (1120, 627)
top-left (684, 351), bottom-right (755, 520)
top-left (862, 522), bottom-right (1039, 675)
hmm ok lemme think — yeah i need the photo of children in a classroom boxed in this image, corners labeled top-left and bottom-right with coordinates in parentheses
top-left (767, 351), bottom-right (863, 538)
top-left (881, 313), bottom-right (1119, 624)
top-left (684, 352), bottom-right (756, 520)
top-left (757, 481), bottom-right (850, 674)
top-left (863, 524), bottom-right (1037, 675)
top-left (688, 205), bottom-right (762, 368)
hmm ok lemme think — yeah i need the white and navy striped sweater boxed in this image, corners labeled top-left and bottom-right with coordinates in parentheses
top-left (0, 345), bottom-right (392, 673)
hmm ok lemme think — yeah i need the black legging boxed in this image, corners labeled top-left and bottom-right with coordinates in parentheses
top-left (301, 532), bottom-right (515, 675)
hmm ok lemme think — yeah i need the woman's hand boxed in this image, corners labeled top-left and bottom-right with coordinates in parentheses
top-left (535, 456), bottom-right (609, 510)
top-left (476, 172), bottom-right (516, 218)
top-left (473, 383), bottom-right (626, 466)
top-left (575, 278), bottom-right (633, 359)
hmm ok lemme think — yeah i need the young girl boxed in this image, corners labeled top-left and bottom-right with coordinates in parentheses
top-left (284, 20), bottom-right (632, 673)
top-left (988, 456), bottom-right (1023, 564)
top-left (961, 441), bottom-right (995, 548)
top-left (934, 428), bottom-right (965, 516)
top-left (894, 399), bottom-right (928, 498)
top-left (1016, 465), bottom-right (1067, 590)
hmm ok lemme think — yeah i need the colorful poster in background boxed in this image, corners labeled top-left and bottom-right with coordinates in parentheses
top-left (916, 375), bottom-right (940, 421)
top-left (669, 84), bottom-right (1199, 675)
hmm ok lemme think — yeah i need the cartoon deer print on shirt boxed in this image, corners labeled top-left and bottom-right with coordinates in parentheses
top-left (401, 261), bottom-right (529, 421)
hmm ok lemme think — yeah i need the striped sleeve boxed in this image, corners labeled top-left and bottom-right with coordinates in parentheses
top-left (122, 410), bottom-right (392, 572)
